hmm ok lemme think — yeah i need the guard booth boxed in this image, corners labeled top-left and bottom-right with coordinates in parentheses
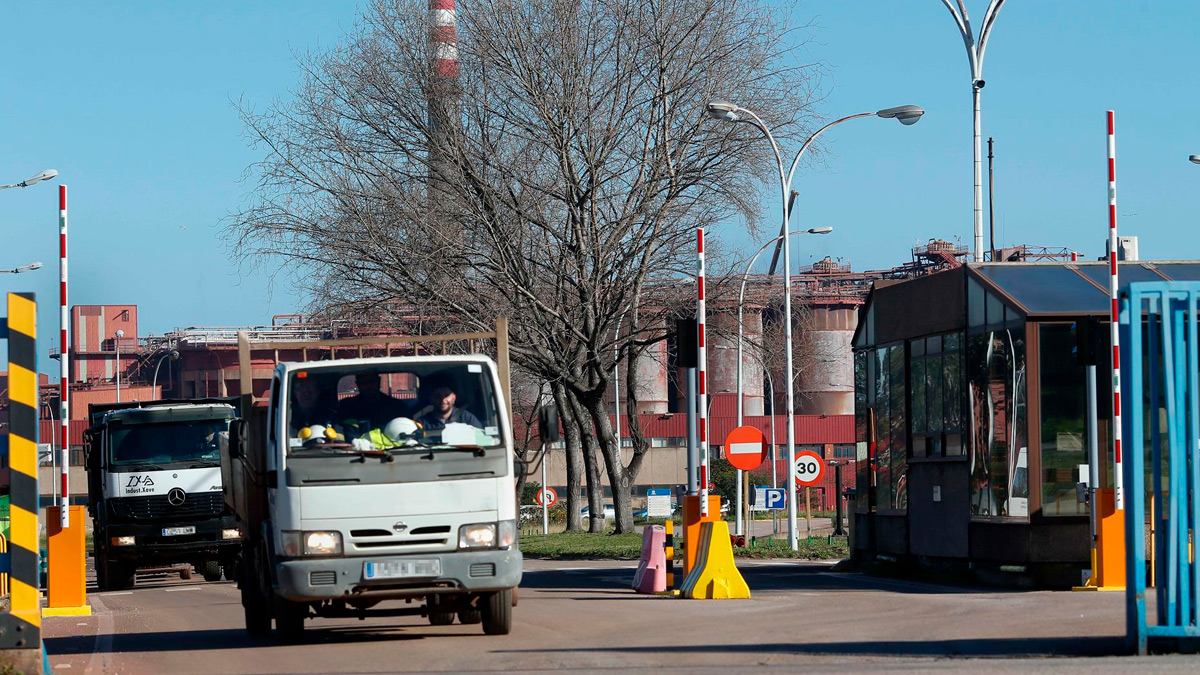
top-left (1121, 281), bottom-right (1200, 654)
top-left (851, 261), bottom-right (1200, 586)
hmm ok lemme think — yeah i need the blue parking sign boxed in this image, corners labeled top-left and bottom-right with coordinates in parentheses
top-left (764, 488), bottom-right (786, 510)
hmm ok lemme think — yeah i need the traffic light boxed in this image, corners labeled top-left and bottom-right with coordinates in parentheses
top-left (1075, 316), bottom-right (1101, 366)
top-left (537, 404), bottom-right (559, 443)
top-left (675, 317), bottom-right (698, 368)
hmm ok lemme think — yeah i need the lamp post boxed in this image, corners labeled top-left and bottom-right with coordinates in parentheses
top-left (733, 227), bottom-right (831, 536)
top-left (707, 100), bottom-right (923, 550)
top-left (0, 262), bottom-right (43, 274)
top-left (939, 0), bottom-right (1007, 261)
top-left (115, 329), bottom-right (125, 403)
top-left (152, 349), bottom-right (180, 396)
top-left (0, 169), bottom-right (59, 192)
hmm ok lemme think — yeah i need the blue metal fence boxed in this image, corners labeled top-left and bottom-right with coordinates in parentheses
top-left (1120, 281), bottom-right (1200, 654)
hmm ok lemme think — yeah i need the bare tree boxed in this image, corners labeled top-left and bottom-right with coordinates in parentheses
top-left (228, 0), bottom-right (821, 532)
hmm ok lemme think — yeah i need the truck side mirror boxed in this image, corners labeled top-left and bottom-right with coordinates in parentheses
top-left (229, 418), bottom-right (248, 459)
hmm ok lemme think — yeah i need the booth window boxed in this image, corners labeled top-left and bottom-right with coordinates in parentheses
top-left (910, 332), bottom-right (965, 458)
top-left (967, 304), bottom-right (1028, 518)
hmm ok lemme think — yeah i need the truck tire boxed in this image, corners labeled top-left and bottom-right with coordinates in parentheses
top-left (240, 558), bottom-right (271, 638)
top-left (427, 595), bottom-right (455, 626)
top-left (458, 608), bottom-right (482, 625)
top-left (98, 558), bottom-right (135, 592)
top-left (202, 560), bottom-right (222, 583)
top-left (274, 598), bottom-right (308, 644)
top-left (481, 589), bottom-right (513, 635)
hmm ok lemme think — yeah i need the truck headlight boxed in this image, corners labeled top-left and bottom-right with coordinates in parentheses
top-left (221, 528), bottom-right (242, 540)
top-left (111, 536), bottom-right (136, 547)
top-left (280, 530), bottom-right (343, 556)
top-left (304, 531), bottom-right (342, 556)
top-left (458, 523), bottom-right (497, 549)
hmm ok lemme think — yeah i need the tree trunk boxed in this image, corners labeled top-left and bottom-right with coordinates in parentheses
top-left (566, 392), bottom-right (606, 533)
top-left (551, 382), bottom-right (583, 532)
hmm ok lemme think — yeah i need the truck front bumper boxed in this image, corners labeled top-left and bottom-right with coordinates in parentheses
top-left (273, 548), bottom-right (523, 602)
top-left (104, 516), bottom-right (242, 563)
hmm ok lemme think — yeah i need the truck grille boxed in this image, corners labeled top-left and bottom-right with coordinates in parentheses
top-left (111, 493), bottom-right (224, 520)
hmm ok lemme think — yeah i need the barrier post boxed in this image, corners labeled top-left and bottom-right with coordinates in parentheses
top-left (0, 293), bottom-right (45, 672)
top-left (45, 505), bottom-right (90, 616)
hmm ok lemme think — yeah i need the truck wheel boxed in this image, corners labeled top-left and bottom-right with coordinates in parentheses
top-left (202, 560), bottom-right (222, 583)
top-left (99, 559), bottom-right (135, 592)
top-left (223, 561), bottom-right (238, 583)
top-left (481, 589), bottom-right (513, 635)
top-left (458, 608), bottom-right (482, 625)
top-left (240, 559), bottom-right (271, 638)
top-left (274, 599), bottom-right (308, 644)
top-left (426, 595), bottom-right (455, 625)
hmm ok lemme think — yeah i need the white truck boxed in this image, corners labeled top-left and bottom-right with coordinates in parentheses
top-left (224, 349), bottom-right (522, 643)
top-left (85, 398), bottom-right (243, 590)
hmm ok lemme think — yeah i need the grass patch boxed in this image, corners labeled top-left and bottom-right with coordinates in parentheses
top-left (519, 531), bottom-right (645, 559)
top-left (519, 530), bottom-right (849, 561)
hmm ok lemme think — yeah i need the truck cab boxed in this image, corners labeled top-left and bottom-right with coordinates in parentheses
top-left (86, 399), bottom-right (244, 590)
top-left (227, 355), bottom-right (522, 642)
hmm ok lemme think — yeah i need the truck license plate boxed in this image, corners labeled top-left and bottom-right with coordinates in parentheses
top-left (162, 526), bottom-right (196, 536)
top-left (364, 559), bottom-right (440, 580)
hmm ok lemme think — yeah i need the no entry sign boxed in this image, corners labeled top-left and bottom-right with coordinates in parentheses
top-left (723, 425), bottom-right (767, 471)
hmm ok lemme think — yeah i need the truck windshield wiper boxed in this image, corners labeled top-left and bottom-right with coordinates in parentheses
top-left (116, 463), bottom-right (165, 471)
top-left (187, 461), bottom-right (221, 469)
top-left (391, 444), bottom-right (488, 459)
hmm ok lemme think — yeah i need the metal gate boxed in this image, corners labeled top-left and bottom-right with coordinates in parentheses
top-left (1120, 281), bottom-right (1200, 653)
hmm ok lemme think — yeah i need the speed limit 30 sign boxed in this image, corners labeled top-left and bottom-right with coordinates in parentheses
top-left (793, 450), bottom-right (825, 487)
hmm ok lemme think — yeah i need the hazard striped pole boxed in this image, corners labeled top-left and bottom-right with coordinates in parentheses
top-left (1106, 111), bottom-right (1123, 512)
top-left (5, 292), bottom-right (42, 644)
top-left (663, 520), bottom-right (675, 590)
top-left (59, 184), bottom-right (71, 528)
top-left (697, 227), bottom-right (709, 518)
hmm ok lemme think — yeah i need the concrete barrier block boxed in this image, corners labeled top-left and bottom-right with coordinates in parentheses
top-left (632, 525), bottom-right (666, 594)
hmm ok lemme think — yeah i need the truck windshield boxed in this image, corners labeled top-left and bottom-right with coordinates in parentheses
top-left (109, 419), bottom-right (230, 467)
top-left (286, 361), bottom-right (504, 454)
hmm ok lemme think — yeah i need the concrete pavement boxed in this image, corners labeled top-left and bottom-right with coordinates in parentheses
top-left (39, 559), bottom-right (1199, 674)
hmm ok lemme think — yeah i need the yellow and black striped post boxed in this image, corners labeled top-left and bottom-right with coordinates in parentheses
top-left (1, 292), bottom-right (41, 650)
top-left (663, 520), bottom-right (675, 591)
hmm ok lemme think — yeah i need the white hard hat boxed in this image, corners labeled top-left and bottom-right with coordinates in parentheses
top-left (383, 417), bottom-right (421, 444)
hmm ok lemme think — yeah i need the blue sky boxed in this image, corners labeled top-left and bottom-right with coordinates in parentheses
top-left (2, 1), bottom-right (1198, 352)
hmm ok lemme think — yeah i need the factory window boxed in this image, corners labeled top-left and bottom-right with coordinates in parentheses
top-left (668, 437), bottom-right (686, 447)
top-left (910, 332), bottom-right (965, 458)
top-left (651, 438), bottom-right (667, 448)
top-left (832, 444), bottom-right (856, 460)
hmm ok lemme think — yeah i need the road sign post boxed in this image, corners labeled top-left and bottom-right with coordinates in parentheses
top-left (725, 426), bottom-right (767, 537)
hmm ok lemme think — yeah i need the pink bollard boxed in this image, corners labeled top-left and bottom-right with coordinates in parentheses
top-left (632, 525), bottom-right (667, 594)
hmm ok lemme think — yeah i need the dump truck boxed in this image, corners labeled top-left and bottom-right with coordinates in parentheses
top-left (85, 398), bottom-right (243, 590)
top-left (224, 325), bottom-right (521, 643)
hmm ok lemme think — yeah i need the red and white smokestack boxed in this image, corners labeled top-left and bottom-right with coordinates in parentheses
top-left (59, 185), bottom-right (70, 528)
top-left (430, 0), bottom-right (459, 79)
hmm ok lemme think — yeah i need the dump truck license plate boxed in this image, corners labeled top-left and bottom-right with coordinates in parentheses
top-left (162, 526), bottom-right (196, 536)
top-left (364, 559), bottom-right (440, 579)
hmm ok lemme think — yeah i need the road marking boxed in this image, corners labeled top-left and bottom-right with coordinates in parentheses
top-left (97, 591), bottom-right (133, 596)
top-left (85, 593), bottom-right (116, 675)
top-left (165, 586), bottom-right (202, 592)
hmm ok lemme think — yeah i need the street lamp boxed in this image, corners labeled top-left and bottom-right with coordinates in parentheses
top-left (115, 329), bottom-right (125, 403)
top-left (0, 262), bottom-right (43, 274)
top-left (939, 0), bottom-right (1007, 261)
top-left (732, 227), bottom-right (832, 536)
top-left (707, 100), bottom-right (922, 550)
top-left (0, 169), bottom-right (59, 191)
top-left (152, 349), bottom-right (180, 395)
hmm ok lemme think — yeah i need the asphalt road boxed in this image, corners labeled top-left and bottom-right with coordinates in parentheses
top-left (41, 559), bottom-right (1200, 674)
